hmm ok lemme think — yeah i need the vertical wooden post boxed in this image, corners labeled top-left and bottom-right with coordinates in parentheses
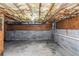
top-left (0, 14), bottom-right (4, 56)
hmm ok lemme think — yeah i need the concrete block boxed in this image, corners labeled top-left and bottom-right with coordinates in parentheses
top-left (6, 30), bottom-right (53, 40)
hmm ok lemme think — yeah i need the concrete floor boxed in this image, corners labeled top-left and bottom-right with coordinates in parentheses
top-left (4, 40), bottom-right (63, 56)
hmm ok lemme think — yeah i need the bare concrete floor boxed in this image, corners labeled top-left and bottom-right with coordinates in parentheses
top-left (4, 40), bottom-right (63, 56)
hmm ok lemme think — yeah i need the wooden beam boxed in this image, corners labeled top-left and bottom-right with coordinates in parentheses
top-left (0, 8), bottom-right (21, 21)
top-left (55, 4), bottom-right (79, 21)
top-left (44, 3), bottom-right (55, 20)
top-left (0, 13), bottom-right (4, 55)
top-left (0, 4), bottom-right (16, 13)
top-left (39, 3), bottom-right (41, 19)
top-left (51, 4), bottom-right (74, 18)
top-left (0, 8), bottom-right (18, 21)
top-left (26, 3), bottom-right (33, 16)
top-left (13, 3), bottom-right (25, 18)
top-left (0, 31), bottom-right (4, 55)
top-left (4, 12), bottom-right (19, 21)
top-left (5, 24), bottom-right (52, 31)
top-left (0, 4), bottom-right (22, 20)
top-left (52, 4), bottom-right (69, 17)
top-left (46, 4), bottom-right (79, 22)
top-left (68, 4), bottom-right (79, 16)
top-left (42, 4), bottom-right (69, 23)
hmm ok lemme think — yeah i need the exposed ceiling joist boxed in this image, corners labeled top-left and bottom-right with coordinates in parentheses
top-left (55, 4), bottom-right (79, 20)
top-left (26, 3), bottom-right (33, 16)
top-left (13, 3), bottom-right (25, 20)
top-left (46, 4), bottom-right (79, 22)
top-left (44, 3), bottom-right (55, 20)
top-left (39, 3), bottom-right (41, 19)
top-left (0, 3), bottom-right (22, 20)
top-left (41, 4), bottom-right (69, 23)
top-left (0, 3), bottom-right (79, 23)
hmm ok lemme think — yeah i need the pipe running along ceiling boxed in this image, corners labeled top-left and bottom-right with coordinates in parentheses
top-left (0, 3), bottom-right (79, 23)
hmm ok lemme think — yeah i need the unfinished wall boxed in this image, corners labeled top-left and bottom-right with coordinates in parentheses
top-left (56, 17), bottom-right (79, 29)
top-left (5, 24), bottom-right (53, 41)
top-left (53, 17), bottom-right (79, 56)
top-left (0, 31), bottom-right (4, 55)
top-left (5, 20), bottom-right (54, 40)
top-left (5, 24), bottom-right (52, 31)
top-left (6, 30), bottom-right (53, 40)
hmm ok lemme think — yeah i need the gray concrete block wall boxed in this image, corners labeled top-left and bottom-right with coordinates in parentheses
top-left (6, 30), bottom-right (53, 40)
top-left (55, 29), bottom-right (79, 39)
top-left (5, 23), bottom-right (54, 40)
top-left (53, 29), bottom-right (79, 56)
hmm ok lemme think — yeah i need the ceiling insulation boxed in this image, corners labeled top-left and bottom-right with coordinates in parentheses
top-left (0, 3), bottom-right (79, 23)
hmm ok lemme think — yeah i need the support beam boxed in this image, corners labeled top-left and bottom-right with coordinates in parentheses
top-left (42, 4), bottom-right (69, 23)
top-left (56, 4), bottom-right (79, 21)
top-left (44, 3), bottom-right (55, 20)
top-left (45, 4), bottom-right (79, 22)
top-left (0, 9), bottom-right (19, 21)
top-left (39, 3), bottom-right (41, 20)
top-left (13, 3), bottom-right (24, 15)
top-left (0, 14), bottom-right (4, 56)
top-left (0, 4), bottom-right (22, 21)
top-left (13, 3), bottom-right (25, 20)
top-left (26, 3), bottom-right (33, 16)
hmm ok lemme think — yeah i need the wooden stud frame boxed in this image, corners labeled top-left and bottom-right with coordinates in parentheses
top-left (0, 14), bottom-right (4, 56)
